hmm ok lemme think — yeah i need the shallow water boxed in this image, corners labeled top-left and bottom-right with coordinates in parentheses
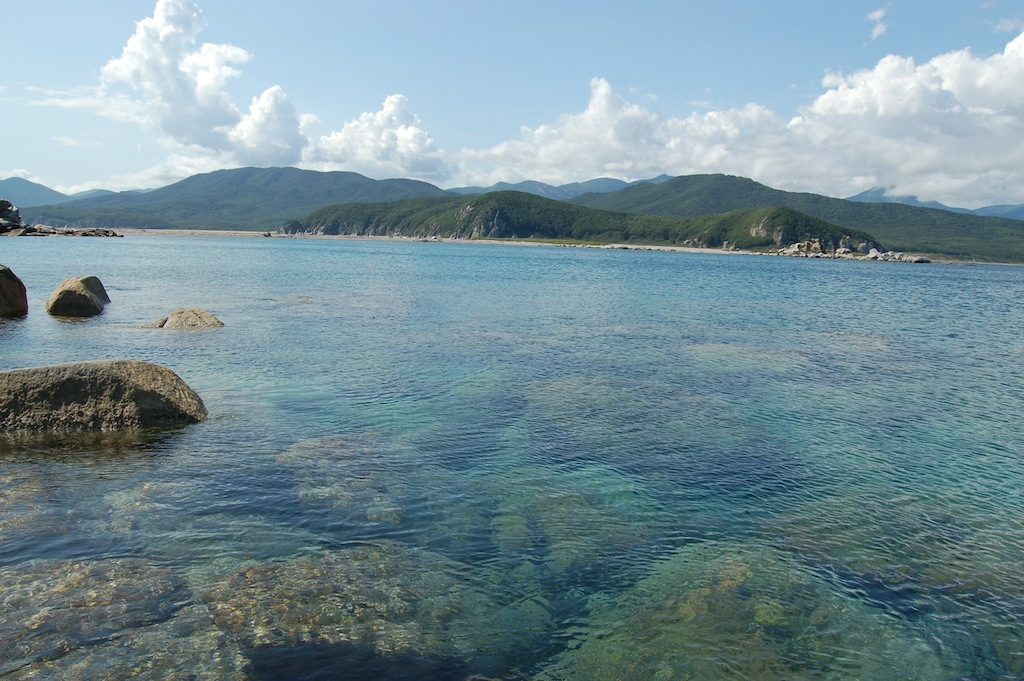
top-left (1, 234), bottom-right (1023, 679)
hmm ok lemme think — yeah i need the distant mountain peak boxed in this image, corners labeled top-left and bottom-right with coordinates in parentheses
top-left (0, 177), bottom-right (70, 207)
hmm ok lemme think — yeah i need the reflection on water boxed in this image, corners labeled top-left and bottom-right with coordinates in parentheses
top-left (1, 235), bottom-right (1023, 679)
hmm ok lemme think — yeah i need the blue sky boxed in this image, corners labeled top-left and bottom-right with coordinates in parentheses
top-left (3, 0), bottom-right (1024, 206)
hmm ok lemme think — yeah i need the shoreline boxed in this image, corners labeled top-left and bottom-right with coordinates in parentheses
top-left (115, 228), bottom-right (987, 265)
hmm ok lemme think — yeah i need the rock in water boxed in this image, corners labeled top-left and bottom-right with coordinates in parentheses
top-left (45, 275), bottom-right (110, 317)
top-left (150, 307), bottom-right (224, 329)
top-left (0, 265), bottom-right (28, 318)
top-left (0, 360), bottom-right (207, 432)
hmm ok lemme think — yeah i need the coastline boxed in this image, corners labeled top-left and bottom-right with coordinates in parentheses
top-left (119, 228), bottom-right (765, 256)
top-left (115, 228), bottom-right (1000, 265)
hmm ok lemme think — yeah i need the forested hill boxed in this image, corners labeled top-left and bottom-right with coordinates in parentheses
top-left (570, 174), bottom-right (1024, 262)
top-left (23, 167), bottom-right (448, 231)
top-left (282, 191), bottom-right (881, 252)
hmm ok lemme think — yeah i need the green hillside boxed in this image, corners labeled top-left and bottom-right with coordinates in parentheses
top-left (571, 174), bottom-right (1024, 262)
top-left (23, 167), bottom-right (448, 231)
top-left (283, 191), bottom-right (880, 251)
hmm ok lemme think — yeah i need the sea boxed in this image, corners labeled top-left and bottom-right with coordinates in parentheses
top-left (1, 233), bottom-right (1023, 680)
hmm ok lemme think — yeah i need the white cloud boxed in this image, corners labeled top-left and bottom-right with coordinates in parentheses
top-left (97, 0), bottom-right (247, 148)
top-left (868, 8), bottom-right (889, 41)
top-left (228, 86), bottom-right (307, 165)
top-left (994, 17), bottom-right (1024, 33)
top-left (1, 169), bottom-right (37, 181)
top-left (304, 94), bottom-right (449, 180)
top-left (32, 0), bottom-right (452, 185)
top-left (452, 31), bottom-right (1024, 206)
top-left (51, 136), bottom-right (102, 150)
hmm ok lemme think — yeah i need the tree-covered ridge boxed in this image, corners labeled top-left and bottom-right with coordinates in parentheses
top-left (571, 174), bottom-right (1024, 261)
top-left (23, 167), bottom-right (448, 231)
top-left (283, 191), bottom-right (880, 251)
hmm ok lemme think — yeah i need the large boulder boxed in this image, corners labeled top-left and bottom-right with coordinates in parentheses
top-left (0, 265), bottom-right (28, 318)
top-left (150, 307), bottom-right (224, 329)
top-left (0, 360), bottom-right (207, 432)
top-left (45, 275), bottom-right (110, 317)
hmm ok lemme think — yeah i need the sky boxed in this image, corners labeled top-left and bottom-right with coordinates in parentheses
top-left (3, 0), bottom-right (1024, 208)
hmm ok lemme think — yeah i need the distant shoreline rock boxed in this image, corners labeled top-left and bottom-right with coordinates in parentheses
top-left (776, 238), bottom-right (931, 263)
top-left (0, 360), bottom-right (207, 432)
top-left (1, 199), bottom-right (120, 237)
top-left (4, 225), bottom-right (122, 237)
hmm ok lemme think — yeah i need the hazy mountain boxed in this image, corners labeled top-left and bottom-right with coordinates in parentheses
top-left (0, 177), bottom-right (70, 207)
top-left (24, 167), bottom-right (449, 231)
top-left (570, 174), bottom-right (1024, 262)
top-left (70, 189), bottom-right (117, 200)
top-left (449, 175), bottom-right (672, 200)
top-left (847, 187), bottom-right (1024, 221)
top-left (846, 187), bottom-right (973, 214)
top-left (972, 204), bottom-right (1024, 220)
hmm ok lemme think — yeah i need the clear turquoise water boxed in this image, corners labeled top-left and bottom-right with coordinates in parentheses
top-left (1, 234), bottom-right (1023, 679)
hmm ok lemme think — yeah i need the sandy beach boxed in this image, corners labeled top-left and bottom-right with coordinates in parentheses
top-left (118, 228), bottom-right (762, 256)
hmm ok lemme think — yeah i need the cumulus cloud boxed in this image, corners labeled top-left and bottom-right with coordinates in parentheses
top-left (97, 0), bottom-right (248, 148)
top-left (37, 0), bottom-right (445, 184)
top-left (228, 86), bottom-right (307, 165)
top-left (304, 94), bottom-right (449, 180)
top-left (868, 8), bottom-right (889, 41)
top-left (455, 31), bottom-right (1024, 206)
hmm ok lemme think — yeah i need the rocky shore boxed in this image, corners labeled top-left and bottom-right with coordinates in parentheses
top-left (776, 238), bottom-right (931, 262)
top-left (0, 199), bottom-right (120, 237)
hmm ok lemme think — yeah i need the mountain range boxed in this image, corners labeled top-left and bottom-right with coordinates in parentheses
top-left (5, 167), bottom-right (1024, 262)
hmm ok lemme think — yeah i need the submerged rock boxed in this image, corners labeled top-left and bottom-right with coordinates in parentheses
top-left (277, 435), bottom-right (413, 525)
top-left (0, 558), bottom-right (190, 676)
top-left (199, 542), bottom-right (515, 663)
top-left (150, 307), bottom-right (224, 329)
top-left (0, 359), bottom-right (207, 432)
top-left (0, 264), bottom-right (28, 317)
top-left (9, 604), bottom-right (250, 680)
top-left (538, 541), bottom-right (963, 680)
top-left (45, 275), bottom-right (110, 317)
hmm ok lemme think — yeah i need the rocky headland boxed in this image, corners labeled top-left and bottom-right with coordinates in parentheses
top-left (1, 199), bottom-right (120, 237)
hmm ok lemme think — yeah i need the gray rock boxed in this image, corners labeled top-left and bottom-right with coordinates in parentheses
top-left (150, 307), bottom-right (224, 329)
top-left (0, 360), bottom-right (207, 432)
top-left (45, 275), bottom-right (110, 317)
top-left (0, 265), bottom-right (28, 318)
top-left (0, 200), bottom-right (21, 233)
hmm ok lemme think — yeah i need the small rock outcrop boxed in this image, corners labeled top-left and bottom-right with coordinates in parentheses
top-left (0, 265), bottom-right (28, 318)
top-left (149, 308), bottom-right (224, 329)
top-left (0, 200), bottom-right (22, 233)
top-left (45, 275), bottom-right (110, 317)
top-left (0, 360), bottom-right (208, 432)
top-left (777, 238), bottom-right (929, 263)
